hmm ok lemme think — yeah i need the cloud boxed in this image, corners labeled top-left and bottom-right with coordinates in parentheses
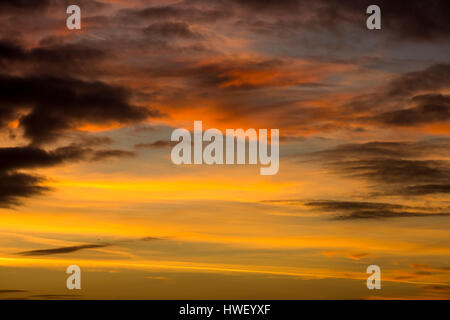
top-left (0, 146), bottom-right (85, 172)
top-left (0, 171), bottom-right (49, 208)
top-left (17, 243), bottom-right (110, 256)
top-left (334, 159), bottom-right (449, 185)
top-left (16, 236), bottom-right (163, 256)
top-left (0, 290), bottom-right (28, 293)
top-left (140, 236), bottom-right (163, 241)
top-left (345, 64), bottom-right (450, 114)
top-left (179, 57), bottom-right (339, 91)
top-left (0, 0), bottom-right (50, 12)
top-left (233, 0), bottom-right (450, 41)
top-left (263, 199), bottom-right (449, 220)
top-left (143, 22), bottom-right (201, 39)
top-left (0, 75), bottom-right (159, 145)
top-left (0, 40), bottom-right (106, 76)
top-left (401, 184), bottom-right (450, 195)
top-left (305, 200), bottom-right (449, 220)
top-left (373, 94), bottom-right (450, 126)
top-left (0, 71), bottom-right (139, 206)
top-left (90, 149), bottom-right (136, 161)
top-left (134, 140), bottom-right (177, 149)
top-left (385, 65), bottom-right (450, 98)
top-left (322, 250), bottom-right (370, 260)
top-left (117, 5), bottom-right (229, 24)
top-left (423, 285), bottom-right (450, 293)
top-left (28, 294), bottom-right (82, 299)
top-left (0, 144), bottom-right (136, 207)
top-left (411, 264), bottom-right (450, 273)
top-left (305, 140), bottom-right (450, 196)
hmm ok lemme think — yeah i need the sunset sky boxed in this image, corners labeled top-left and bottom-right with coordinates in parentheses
top-left (0, 0), bottom-right (449, 300)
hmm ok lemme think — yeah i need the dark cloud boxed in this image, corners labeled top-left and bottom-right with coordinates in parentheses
top-left (309, 140), bottom-right (450, 161)
top-left (401, 184), bottom-right (450, 196)
top-left (0, 73), bottom-right (141, 206)
top-left (17, 243), bottom-right (110, 256)
top-left (373, 94), bottom-right (450, 126)
top-left (118, 5), bottom-right (229, 24)
top-left (17, 237), bottom-right (163, 256)
top-left (0, 0), bottom-right (50, 12)
top-left (305, 140), bottom-right (450, 196)
top-left (0, 75), bottom-right (159, 145)
top-left (28, 294), bottom-right (82, 299)
top-left (264, 199), bottom-right (449, 220)
top-left (385, 65), bottom-right (450, 98)
top-left (423, 285), bottom-right (450, 292)
top-left (411, 264), bottom-right (450, 273)
top-left (134, 140), bottom-right (177, 149)
top-left (233, 0), bottom-right (450, 41)
top-left (0, 0), bottom-right (106, 17)
top-left (0, 145), bottom-right (136, 172)
top-left (345, 64), bottom-right (450, 114)
top-left (0, 146), bottom-right (84, 172)
top-left (0, 290), bottom-right (28, 293)
top-left (140, 236), bottom-right (163, 241)
top-left (0, 172), bottom-right (49, 208)
top-left (195, 58), bottom-right (283, 87)
top-left (306, 200), bottom-right (405, 211)
top-left (0, 144), bottom-right (136, 207)
top-left (335, 159), bottom-right (449, 185)
top-left (0, 40), bottom-right (106, 76)
top-left (143, 22), bottom-right (201, 39)
top-left (279, 135), bottom-right (306, 143)
top-left (304, 200), bottom-right (449, 220)
top-left (90, 149), bottom-right (136, 161)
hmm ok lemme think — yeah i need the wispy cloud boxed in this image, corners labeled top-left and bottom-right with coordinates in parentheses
top-left (17, 243), bottom-right (111, 256)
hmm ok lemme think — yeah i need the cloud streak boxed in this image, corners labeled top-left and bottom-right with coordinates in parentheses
top-left (305, 140), bottom-right (450, 196)
top-left (305, 200), bottom-right (449, 220)
top-left (17, 243), bottom-right (111, 256)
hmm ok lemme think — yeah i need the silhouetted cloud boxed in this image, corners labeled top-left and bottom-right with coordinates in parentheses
top-left (264, 199), bottom-right (449, 219)
top-left (0, 75), bottom-right (159, 145)
top-left (0, 39), bottom-right (106, 76)
top-left (411, 264), bottom-right (450, 273)
top-left (90, 149), bottom-right (136, 161)
top-left (372, 94), bottom-right (450, 126)
top-left (233, 0), bottom-right (450, 41)
top-left (423, 285), bottom-right (450, 292)
top-left (28, 294), bottom-right (82, 299)
top-left (0, 290), bottom-right (28, 293)
top-left (17, 243), bottom-right (110, 256)
top-left (0, 144), bottom-right (136, 207)
top-left (143, 22), bottom-right (201, 39)
top-left (305, 200), bottom-right (449, 220)
top-left (305, 140), bottom-right (450, 196)
top-left (0, 0), bottom-right (50, 12)
top-left (118, 5), bottom-right (229, 24)
top-left (386, 66), bottom-right (450, 98)
top-left (0, 172), bottom-right (49, 208)
top-left (401, 184), bottom-right (450, 195)
top-left (345, 64), bottom-right (450, 114)
top-left (334, 159), bottom-right (449, 185)
top-left (140, 236), bottom-right (163, 241)
top-left (0, 146), bottom-right (85, 172)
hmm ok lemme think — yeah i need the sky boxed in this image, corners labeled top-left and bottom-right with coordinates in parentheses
top-left (0, 0), bottom-right (449, 300)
